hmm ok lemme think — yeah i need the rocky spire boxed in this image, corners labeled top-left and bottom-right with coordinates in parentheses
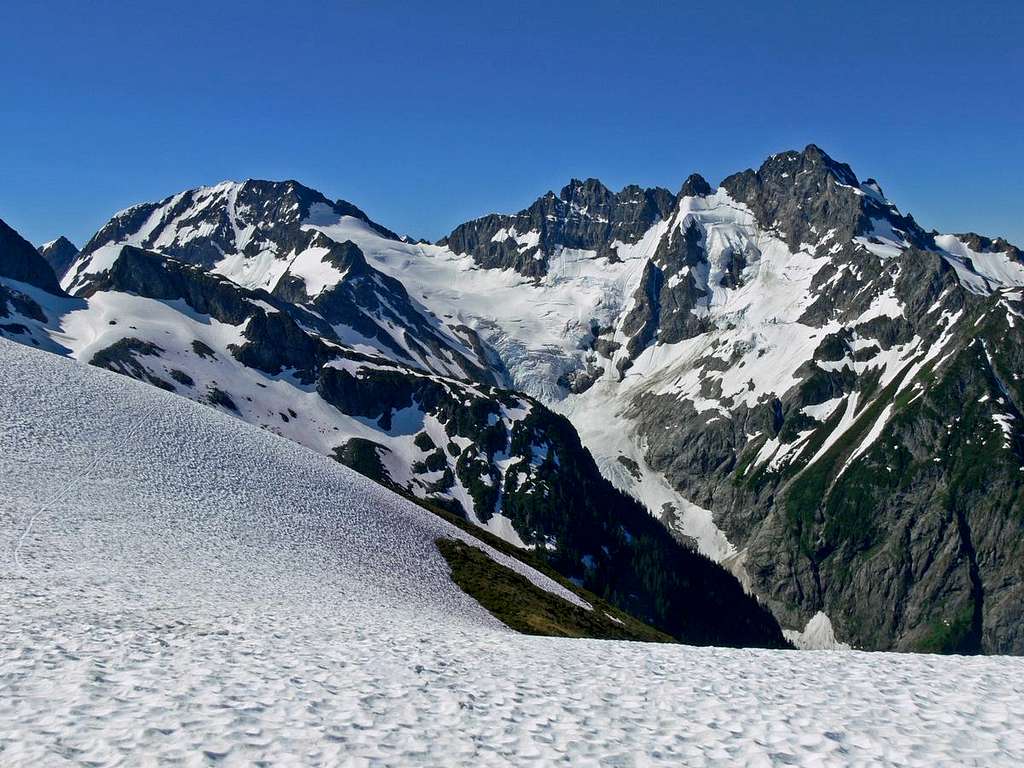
top-left (678, 173), bottom-right (713, 198)
top-left (37, 235), bottom-right (80, 279)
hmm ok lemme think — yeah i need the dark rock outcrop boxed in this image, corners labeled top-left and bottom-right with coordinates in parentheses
top-left (0, 218), bottom-right (62, 294)
top-left (620, 214), bottom-right (718, 360)
top-left (37, 236), bottom-right (79, 279)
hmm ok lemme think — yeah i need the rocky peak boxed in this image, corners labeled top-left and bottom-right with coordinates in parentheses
top-left (37, 235), bottom-right (80, 281)
top-left (78, 179), bottom-right (398, 266)
top-left (442, 179), bottom-right (677, 276)
top-left (0, 218), bottom-right (63, 294)
top-left (954, 232), bottom-right (1023, 263)
top-left (39, 235), bottom-right (77, 252)
top-left (797, 143), bottom-right (859, 184)
top-left (721, 145), bottom-right (926, 254)
top-left (678, 173), bottom-right (713, 198)
top-left (559, 177), bottom-right (613, 206)
top-left (729, 144), bottom-right (859, 197)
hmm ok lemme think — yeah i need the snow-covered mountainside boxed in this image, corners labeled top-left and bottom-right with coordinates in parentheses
top-left (338, 147), bottom-right (1023, 653)
top-left (7, 143), bottom-right (1023, 653)
top-left (62, 180), bottom-right (496, 384)
top-left (1, 236), bottom-right (785, 648)
top-left (3, 337), bottom-right (1023, 766)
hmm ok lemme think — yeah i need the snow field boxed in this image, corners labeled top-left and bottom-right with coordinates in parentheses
top-left (3, 340), bottom-right (1024, 766)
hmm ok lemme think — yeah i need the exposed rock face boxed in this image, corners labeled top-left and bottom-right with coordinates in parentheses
top-left (0, 282), bottom-right (46, 323)
top-left (723, 146), bottom-right (927, 251)
top-left (0, 218), bottom-right (62, 294)
top-left (83, 245), bottom-right (274, 324)
top-left (678, 173), bottom-right (713, 198)
top-left (37, 236), bottom-right (79, 279)
top-left (631, 279), bottom-right (1023, 653)
top-left (610, 146), bottom-right (1024, 653)
top-left (90, 337), bottom-right (176, 391)
top-left (0, 279), bottom-right (52, 349)
top-left (621, 217), bottom-right (710, 360)
top-left (441, 178), bottom-right (677, 276)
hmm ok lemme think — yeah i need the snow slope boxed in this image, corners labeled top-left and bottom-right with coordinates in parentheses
top-left (0, 270), bottom-right (569, 548)
top-left (3, 339), bottom-right (1024, 765)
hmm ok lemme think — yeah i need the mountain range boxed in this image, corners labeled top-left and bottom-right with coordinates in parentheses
top-left (2, 144), bottom-right (1021, 653)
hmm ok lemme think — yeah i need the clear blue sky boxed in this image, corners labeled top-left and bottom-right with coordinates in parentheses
top-left (2, 0), bottom-right (1021, 247)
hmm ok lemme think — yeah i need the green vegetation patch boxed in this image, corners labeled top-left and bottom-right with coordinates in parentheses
top-left (914, 603), bottom-right (979, 655)
top-left (784, 362), bottom-right (916, 555)
top-left (436, 537), bottom-right (672, 642)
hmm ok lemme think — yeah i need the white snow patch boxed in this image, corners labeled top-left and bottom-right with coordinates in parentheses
top-left (935, 234), bottom-right (1024, 292)
top-left (783, 612), bottom-right (851, 651)
top-left (802, 397), bottom-right (844, 421)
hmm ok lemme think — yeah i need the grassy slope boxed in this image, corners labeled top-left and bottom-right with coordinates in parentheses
top-left (436, 538), bottom-right (672, 642)
top-left (419, 497), bottom-right (673, 642)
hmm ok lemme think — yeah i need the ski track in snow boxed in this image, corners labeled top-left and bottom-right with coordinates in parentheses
top-left (2, 342), bottom-right (1024, 766)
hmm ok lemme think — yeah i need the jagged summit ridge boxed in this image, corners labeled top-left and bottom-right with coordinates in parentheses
top-left (440, 177), bottom-right (677, 275)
